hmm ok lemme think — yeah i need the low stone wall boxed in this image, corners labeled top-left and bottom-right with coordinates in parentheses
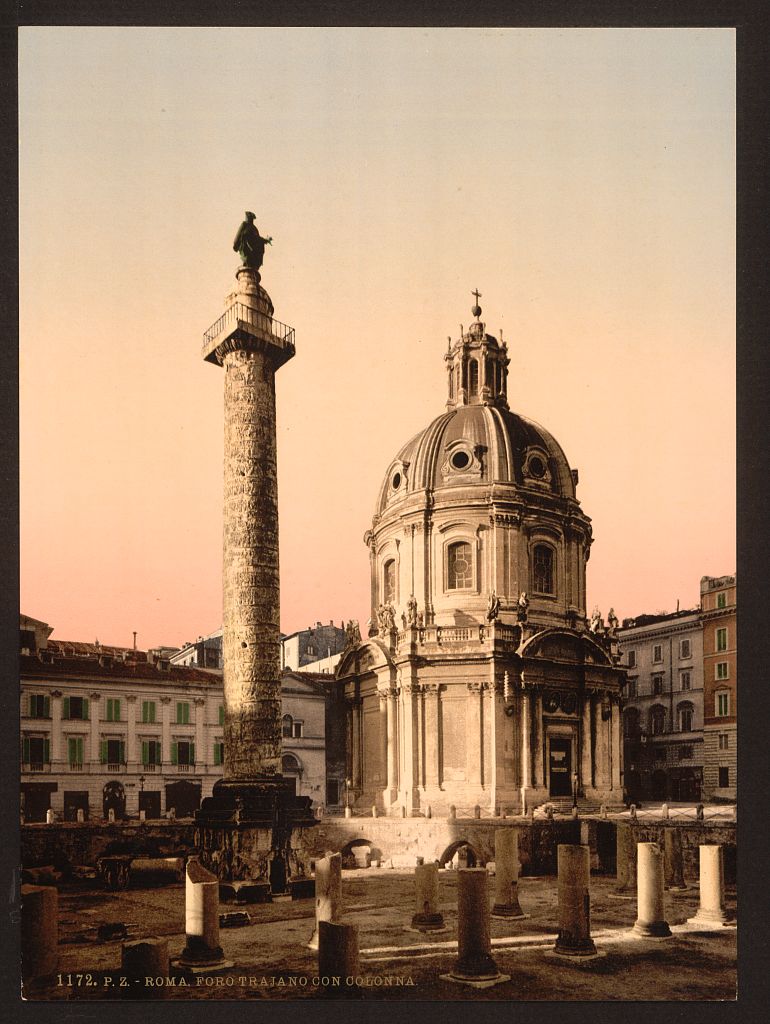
top-left (22, 816), bottom-right (736, 884)
top-left (593, 820), bottom-right (737, 883)
top-left (21, 821), bottom-right (197, 871)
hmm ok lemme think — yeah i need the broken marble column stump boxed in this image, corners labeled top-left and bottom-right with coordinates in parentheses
top-left (308, 853), bottom-right (342, 950)
top-left (553, 844), bottom-right (597, 957)
top-left (411, 862), bottom-right (445, 932)
top-left (176, 858), bottom-right (232, 970)
top-left (441, 869), bottom-right (510, 988)
top-left (633, 842), bottom-right (671, 938)
top-left (615, 822), bottom-right (637, 893)
top-left (21, 884), bottom-right (58, 985)
top-left (318, 920), bottom-right (358, 977)
top-left (122, 938), bottom-right (169, 998)
top-left (663, 828), bottom-right (687, 891)
top-left (688, 845), bottom-right (732, 927)
top-left (491, 828), bottom-right (527, 919)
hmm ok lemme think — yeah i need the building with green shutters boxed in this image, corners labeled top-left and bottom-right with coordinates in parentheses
top-left (19, 615), bottom-right (332, 822)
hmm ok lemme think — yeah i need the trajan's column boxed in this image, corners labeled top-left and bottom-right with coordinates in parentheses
top-left (195, 213), bottom-right (315, 894)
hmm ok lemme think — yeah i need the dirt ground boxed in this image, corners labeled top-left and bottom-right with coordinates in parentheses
top-left (26, 868), bottom-right (737, 1002)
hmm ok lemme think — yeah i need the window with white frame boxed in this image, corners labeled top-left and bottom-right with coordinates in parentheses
top-left (716, 627), bottom-right (728, 652)
top-left (652, 643), bottom-right (663, 663)
top-left (447, 541), bottom-right (474, 590)
top-left (383, 558), bottom-right (396, 604)
top-left (718, 733), bottom-right (729, 750)
top-left (677, 703), bottom-right (694, 732)
top-left (679, 638), bottom-right (691, 659)
top-left (715, 691), bottom-right (730, 717)
top-left (715, 662), bottom-right (729, 681)
top-left (680, 671), bottom-right (691, 691)
top-left (716, 592), bottom-right (727, 609)
top-left (532, 544), bottom-right (555, 595)
top-left (652, 674), bottom-right (663, 695)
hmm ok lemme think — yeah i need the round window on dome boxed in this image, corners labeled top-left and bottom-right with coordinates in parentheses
top-left (391, 471), bottom-right (402, 490)
top-left (527, 455), bottom-right (546, 479)
top-left (450, 449), bottom-right (471, 471)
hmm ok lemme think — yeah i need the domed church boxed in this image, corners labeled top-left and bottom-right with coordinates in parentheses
top-left (336, 298), bottom-right (624, 816)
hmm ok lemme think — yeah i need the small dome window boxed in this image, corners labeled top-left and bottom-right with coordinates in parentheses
top-left (391, 471), bottom-right (402, 490)
top-left (450, 449), bottom-right (471, 470)
top-left (528, 455), bottom-right (546, 479)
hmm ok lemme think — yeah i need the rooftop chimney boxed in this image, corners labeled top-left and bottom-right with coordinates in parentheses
top-left (133, 631), bottom-right (137, 651)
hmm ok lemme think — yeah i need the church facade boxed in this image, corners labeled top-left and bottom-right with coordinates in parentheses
top-left (335, 301), bottom-right (625, 816)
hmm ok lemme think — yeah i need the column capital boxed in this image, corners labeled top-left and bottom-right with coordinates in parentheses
top-left (160, 696), bottom-right (172, 704)
top-left (402, 683), bottom-right (422, 696)
top-left (50, 690), bottom-right (63, 699)
top-left (423, 683), bottom-right (441, 696)
top-left (125, 695), bottom-right (137, 704)
top-left (467, 681), bottom-right (484, 694)
top-left (193, 697), bottom-right (206, 706)
top-left (90, 691), bottom-right (101, 700)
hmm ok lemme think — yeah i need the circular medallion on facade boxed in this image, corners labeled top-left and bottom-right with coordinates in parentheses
top-left (561, 692), bottom-right (578, 715)
top-left (544, 690), bottom-right (561, 714)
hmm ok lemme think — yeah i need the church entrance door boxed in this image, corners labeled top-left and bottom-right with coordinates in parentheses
top-left (548, 737), bottom-right (572, 797)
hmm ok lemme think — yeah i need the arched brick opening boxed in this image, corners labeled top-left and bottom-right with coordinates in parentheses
top-left (438, 839), bottom-right (480, 868)
top-left (340, 838), bottom-right (382, 868)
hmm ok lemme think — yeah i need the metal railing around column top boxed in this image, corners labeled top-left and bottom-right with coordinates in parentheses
top-left (203, 302), bottom-right (295, 349)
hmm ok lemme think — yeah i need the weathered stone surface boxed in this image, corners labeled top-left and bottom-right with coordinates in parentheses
top-left (121, 938), bottom-right (169, 998)
top-left (177, 858), bottom-right (228, 968)
top-left (318, 920), bottom-right (358, 979)
top-left (411, 862), bottom-right (444, 931)
top-left (491, 828), bottom-right (525, 918)
top-left (308, 853), bottom-right (342, 950)
top-left (633, 842), bottom-right (671, 938)
top-left (443, 868), bottom-right (508, 986)
top-left (21, 884), bottom-right (58, 984)
top-left (688, 844), bottom-right (731, 926)
top-left (553, 844), bottom-right (597, 956)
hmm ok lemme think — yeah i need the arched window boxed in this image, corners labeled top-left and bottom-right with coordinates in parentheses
top-left (486, 358), bottom-right (494, 393)
top-left (650, 705), bottom-right (666, 736)
top-left (532, 544), bottom-right (555, 595)
top-left (677, 702), bottom-right (694, 732)
top-left (623, 707), bottom-right (640, 738)
top-left (281, 714), bottom-right (293, 739)
top-left (456, 365), bottom-right (461, 395)
top-left (383, 559), bottom-right (396, 605)
top-left (282, 753), bottom-right (301, 775)
top-left (447, 541), bottom-right (473, 590)
top-left (468, 359), bottom-right (479, 396)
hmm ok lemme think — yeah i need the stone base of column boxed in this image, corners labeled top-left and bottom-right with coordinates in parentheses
top-left (632, 920), bottom-right (672, 939)
top-left (686, 908), bottom-right (735, 928)
top-left (440, 969), bottom-right (511, 990)
top-left (410, 912), bottom-right (447, 933)
top-left (197, 776), bottom-right (315, 828)
top-left (194, 776), bottom-right (317, 895)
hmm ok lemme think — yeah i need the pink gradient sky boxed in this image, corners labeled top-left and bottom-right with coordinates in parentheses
top-left (19, 28), bottom-right (735, 649)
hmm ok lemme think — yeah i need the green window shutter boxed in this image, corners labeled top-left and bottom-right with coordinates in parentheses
top-left (115, 700), bottom-right (121, 722)
top-left (62, 696), bottom-right (70, 719)
top-left (77, 737), bottom-right (83, 763)
top-left (43, 738), bottom-right (50, 763)
top-left (142, 740), bottom-right (148, 764)
top-left (213, 742), bottom-right (221, 765)
top-left (100, 740), bottom-right (107, 764)
top-left (43, 696), bottom-right (50, 718)
top-left (68, 737), bottom-right (75, 764)
top-left (106, 700), bottom-right (111, 722)
top-left (151, 702), bottom-right (156, 723)
top-left (170, 741), bottom-right (177, 765)
top-left (83, 697), bottom-right (89, 720)
top-left (22, 736), bottom-right (30, 762)
top-left (119, 740), bottom-right (125, 764)
top-left (190, 742), bottom-right (195, 765)
top-left (219, 705), bottom-right (224, 726)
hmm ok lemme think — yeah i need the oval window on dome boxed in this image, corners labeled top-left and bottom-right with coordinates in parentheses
top-left (450, 449), bottom-right (471, 471)
top-left (528, 455), bottom-right (546, 479)
top-left (391, 471), bottom-right (402, 490)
